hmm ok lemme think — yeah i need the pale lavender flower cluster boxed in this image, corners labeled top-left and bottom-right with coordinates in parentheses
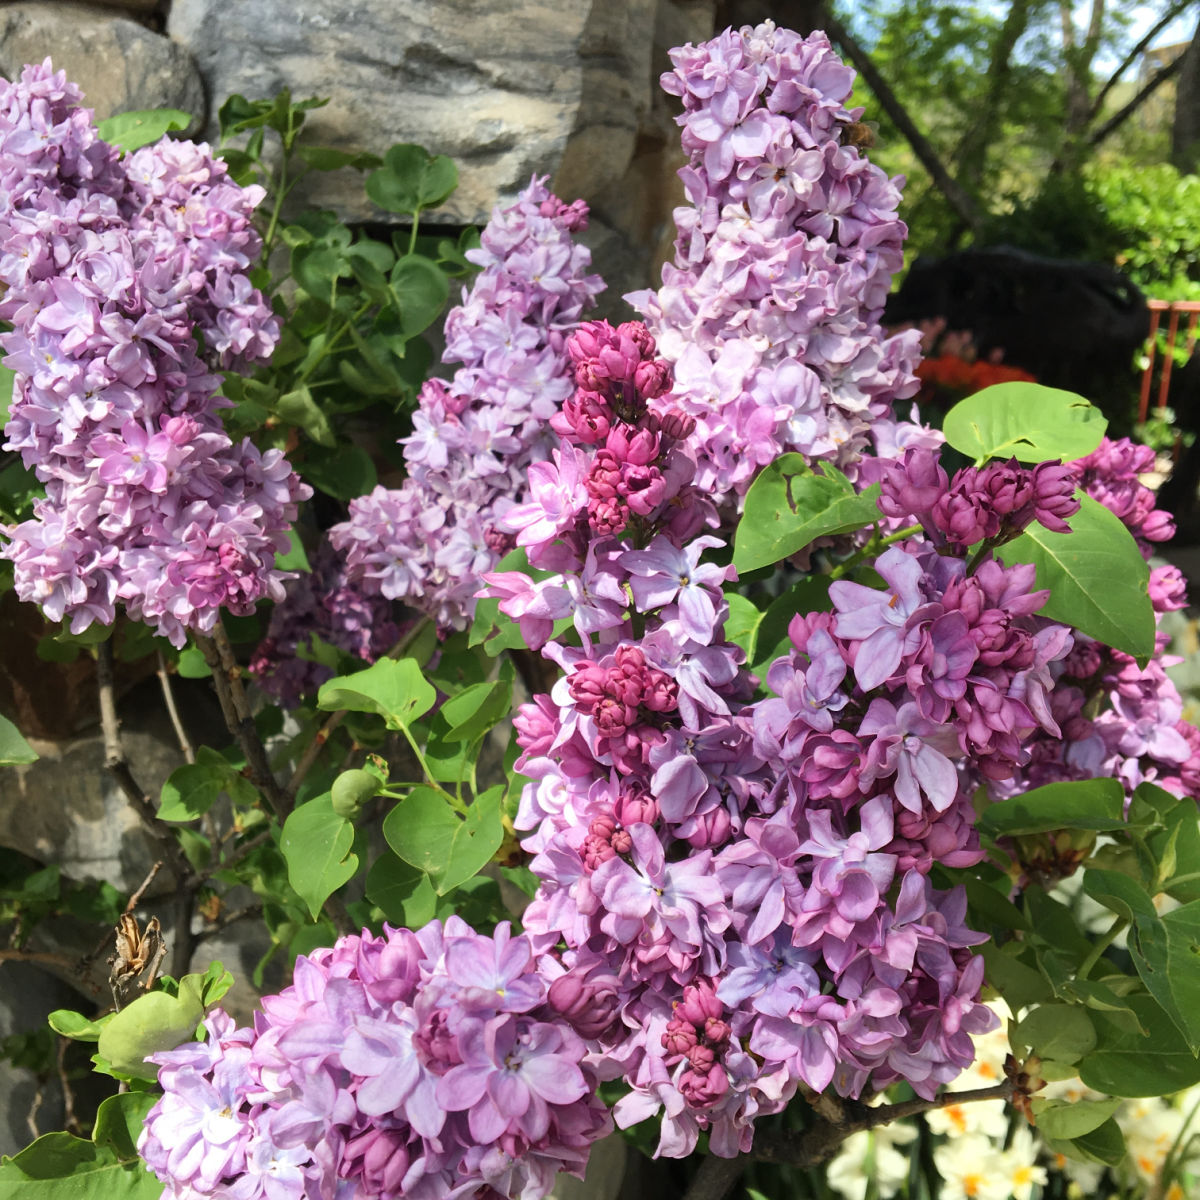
top-left (139, 920), bottom-right (612, 1200)
top-left (0, 61), bottom-right (307, 645)
top-left (992, 438), bottom-right (1200, 802)
top-left (248, 538), bottom-right (401, 708)
top-left (327, 177), bottom-right (603, 630)
top-left (627, 21), bottom-right (923, 503)
top-left (481, 320), bottom-right (1072, 1158)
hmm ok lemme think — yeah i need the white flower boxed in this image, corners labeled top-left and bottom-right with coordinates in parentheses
top-left (826, 1122), bottom-right (918, 1200)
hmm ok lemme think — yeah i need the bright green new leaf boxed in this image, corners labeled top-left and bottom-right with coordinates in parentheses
top-left (383, 785), bottom-right (504, 894)
top-left (0, 1132), bottom-right (162, 1199)
top-left (97, 986), bottom-right (204, 1079)
top-left (1129, 900), bottom-right (1200, 1054)
top-left (1032, 1096), bottom-right (1122, 1140)
top-left (158, 747), bottom-right (256, 821)
top-left (997, 493), bottom-right (1154, 658)
top-left (97, 108), bottom-right (191, 153)
top-left (0, 713), bottom-right (38, 766)
top-left (317, 657), bottom-right (436, 731)
top-left (175, 646), bottom-right (211, 679)
top-left (366, 144), bottom-right (458, 214)
top-left (733, 455), bottom-right (881, 572)
top-left (47, 1010), bottom-right (110, 1042)
top-left (1, 362), bottom-right (17, 424)
top-left (979, 778), bottom-right (1126, 838)
top-left (942, 382), bottom-right (1107, 464)
top-left (280, 794), bottom-right (358, 920)
top-left (1080, 995), bottom-right (1200, 1096)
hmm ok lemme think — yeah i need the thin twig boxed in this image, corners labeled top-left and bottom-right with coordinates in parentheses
top-left (196, 627), bottom-right (288, 820)
top-left (157, 650), bottom-right (195, 763)
top-left (96, 642), bottom-right (194, 888)
top-left (682, 1153), bottom-right (746, 1200)
top-left (195, 903), bottom-right (263, 941)
top-left (56, 1036), bottom-right (79, 1136)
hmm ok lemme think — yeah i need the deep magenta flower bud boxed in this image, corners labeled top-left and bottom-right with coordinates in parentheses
top-left (877, 447), bottom-right (948, 521)
top-left (606, 425), bottom-right (660, 466)
top-left (679, 1064), bottom-right (729, 1109)
top-left (686, 1043), bottom-right (716, 1072)
top-left (616, 786), bottom-right (658, 826)
top-left (610, 827), bottom-right (633, 855)
top-left (678, 981), bottom-right (722, 1025)
top-left (547, 968), bottom-right (620, 1038)
top-left (684, 805), bottom-right (731, 849)
top-left (657, 408), bottom-right (696, 441)
top-left (634, 358), bottom-right (671, 399)
top-left (662, 1016), bottom-right (698, 1059)
top-left (1029, 459), bottom-right (1080, 533)
top-left (703, 1016), bottom-right (732, 1047)
top-left (617, 320), bottom-right (656, 358)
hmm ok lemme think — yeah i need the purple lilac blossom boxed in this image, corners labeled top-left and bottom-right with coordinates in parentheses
top-left (627, 22), bottom-right (924, 504)
top-left (327, 176), bottom-right (603, 631)
top-left (140, 921), bottom-right (612, 1200)
top-left (0, 61), bottom-right (308, 645)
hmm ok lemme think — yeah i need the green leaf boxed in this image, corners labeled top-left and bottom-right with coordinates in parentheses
top-left (317, 657), bottom-right (436, 730)
top-left (364, 850), bottom-right (437, 926)
top-left (277, 528), bottom-right (311, 573)
top-left (91, 1093), bottom-right (157, 1161)
top-left (97, 986), bottom-right (204, 1079)
top-left (175, 646), bottom-right (211, 679)
top-left (1032, 1096), bottom-right (1122, 1140)
top-left (0, 713), bottom-right (38, 766)
top-left (301, 444), bottom-right (377, 502)
top-left (1041, 1117), bottom-right (1128, 1167)
top-left (383, 785), bottom-right (504, 894)
top-left (280, 794), bottom-right (358, 920)
top-left (0, 1133), bottom-right (162, 1198)
top-left (0, 362), bottom-right (17, 424)
top-left (723, 593), bottom-right (762, 662)
top-left (1082, 868), bottom-right (1159, 922)
top-left (291, 243), bottom-right (350, 300)
top-left (275, 385), bottom-right (335, 447)
top-left (941, 382), bottom-right (1107, 464)
top-left (46, 1010), bottom-right (109, 1042)
top-left (733, 456), bottom-right (881, 572)
top-left (1013, 1004), bottom-right (1096, 1063)
top-left (97, 108), bottom-right (191, 153)
top-left (979, 778), bottom-right (1127, 838)
top-left (981, 942), bottom-right (1053, 1008)
top-left (295, 146), bottom-right (382, 171)
top-left (1079, 995), bottom-right (1200, 1096)
top-left (438, 672), bottom-right (513, 744)
top-left (366, 144), bottom-right (458, 214)
top-left (158, 747), bottom-right (256, 822)
top-left (750, 577), bottom-right (833, 676)
top-left (996, 493), bottom-right (1154, 658)
top-left (391, 254), bottom-right (450, 338)
top-left (1129, 900), bottom-right (1200, 1053)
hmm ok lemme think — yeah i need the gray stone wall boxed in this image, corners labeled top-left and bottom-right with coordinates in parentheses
top-left (1, 0), bottom-right (721, 297)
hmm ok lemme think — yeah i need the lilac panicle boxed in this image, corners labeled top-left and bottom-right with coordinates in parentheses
top-left (0, 60), bottom-right (308, 646)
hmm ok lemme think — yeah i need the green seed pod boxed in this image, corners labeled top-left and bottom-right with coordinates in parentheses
top-left (331, 768), bottom-right (381, 820)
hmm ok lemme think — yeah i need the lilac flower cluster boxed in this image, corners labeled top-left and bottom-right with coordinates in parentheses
top-left (140, 919), bottom-right (612, 1200)
top-left (992, 438), bottom-right (1200, 801)
top-left (0, 61), bottom-right (308, 645)
top-left (627, 22), bottom-right (923, 503)
top-left (327, 177), bottom-right (603, 631)
top-left (876, 449), bottom-right (1079, 549)
top-left (480, 319), bottom-right (1085, 1158)
top-left (248, 538), bottom-right (401, 708)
